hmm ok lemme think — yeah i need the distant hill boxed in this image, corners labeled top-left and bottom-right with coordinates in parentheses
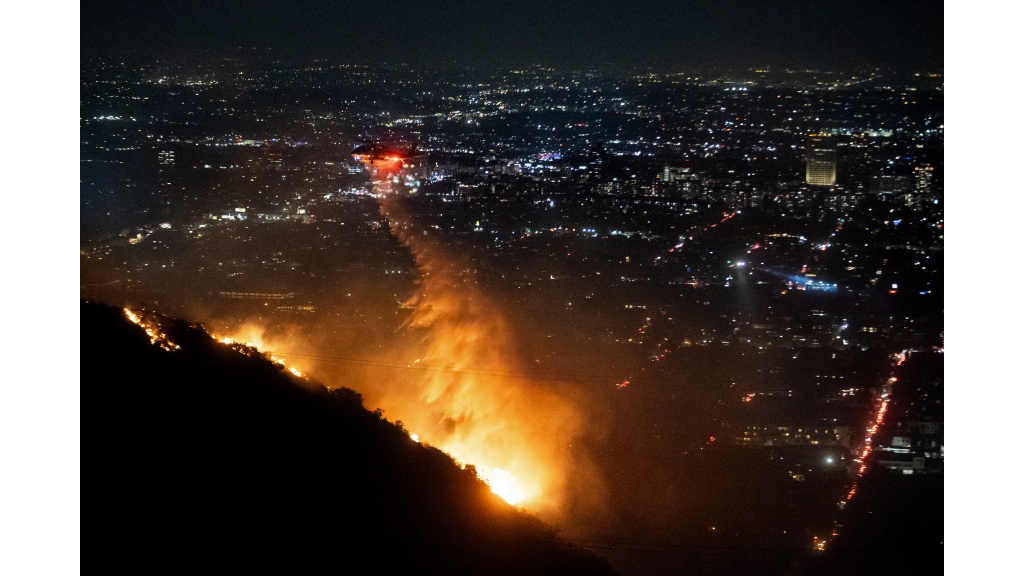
top-left (82, 300), bottom-right (616, 575)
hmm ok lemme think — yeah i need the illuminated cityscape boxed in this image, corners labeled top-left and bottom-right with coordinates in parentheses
top-left (76, 54), bottom-right (944, 574)
top-left (62, 2), bottom-right (953, 575)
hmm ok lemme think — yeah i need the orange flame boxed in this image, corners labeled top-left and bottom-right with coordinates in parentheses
top-left (124, 308), bottom-right (180, 351)
top-left (210, 324), bottom-right (314, 382)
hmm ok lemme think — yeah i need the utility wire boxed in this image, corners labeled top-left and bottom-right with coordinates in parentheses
top-left (561, 538), bottom-right (939, 560)
top-left (259, 348), bottom-right (807, 391)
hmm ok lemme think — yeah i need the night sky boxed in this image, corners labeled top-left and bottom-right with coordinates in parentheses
top-left (81, 0), bottom-right (943, 70)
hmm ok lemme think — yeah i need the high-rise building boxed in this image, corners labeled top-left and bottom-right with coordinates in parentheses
top-left (659, 165), bottom-right (700, 198)
top-left (805, 135), bottom-right (837, 187)
top-left (872, 174), bottom-right (912, 196)
top-left (914, 164), bottom-right (934, 194)
top-left (158, 150), bottom-right (175, 166)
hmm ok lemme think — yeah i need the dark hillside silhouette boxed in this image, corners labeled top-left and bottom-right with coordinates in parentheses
top-left (82, 300), bottom-right (616, 575)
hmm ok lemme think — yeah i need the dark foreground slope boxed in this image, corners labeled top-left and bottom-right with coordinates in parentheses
top-left (83, 300), bottom-right (616, 575)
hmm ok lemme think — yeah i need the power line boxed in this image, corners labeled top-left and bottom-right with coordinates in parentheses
top-left (562, 538), bottom-right (939, 560)
top-left (259, 348), bottom-right (801, 391)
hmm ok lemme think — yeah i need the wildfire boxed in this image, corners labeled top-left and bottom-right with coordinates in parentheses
top-left (124, 229), bottom-right (581, 514)
top-left (211, 317), bottom-right (548, 508)
top-left (478, 466), bottom-right (529, 505)
top-left (349, 164), bottom-right (597, 517)
top-left (193, 162), bottom-right (603, 520)
top-left (211, 332), bottom-right (309, 381)
top-left (123, 307), bottom-right (318, 380)
top-left (123, 308), bottom-right (180, 351)
top-left (412, 430), bottom-right (532, 504)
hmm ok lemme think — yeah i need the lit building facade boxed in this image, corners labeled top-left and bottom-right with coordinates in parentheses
top-left (805, 135), bottom-right (837, 186)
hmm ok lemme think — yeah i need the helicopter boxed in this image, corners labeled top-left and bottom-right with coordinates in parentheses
top-left (350, 140), bottom-right (421, 167)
